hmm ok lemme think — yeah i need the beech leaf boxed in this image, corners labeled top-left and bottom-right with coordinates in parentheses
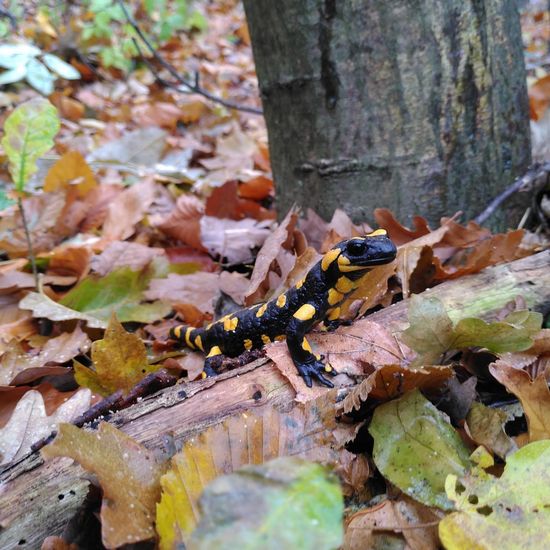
top-left (42, 422), bottom-right (164, 548)
top-left (369, 389), bottom-right (471, 509)
top-left (1, 98), bottom-right (60, 191)
top-left (440, 440), bottom-right (550, 550)
top-left (74, 314), bottom-right (157, 396)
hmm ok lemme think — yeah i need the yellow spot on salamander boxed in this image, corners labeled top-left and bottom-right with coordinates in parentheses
top-left (301, 337), bottom-right (312, 352)
top-left (275, 335), bottom-right (286, 342)
top-left (261, 334), bottom-right (271, 344)
top-left (367, 229), bottom-right (387, 237)
top-left (321, 248), bottom-right (341, 271)
top-left (244, 338), bottom-right (253, 350)
top-left (256, 303), bottom-right (268, 318)
top-left (172, 325), bottom-right (182, 339)
top-left (325, 364), bottom-right (333, 372)
top-left (194, 335), bottom-right (204, 351)
top-left (328, 288), bottom-right (344, 305)
top-left (206, 345), bottom-right (222, 358)
top-left (201, 371), bottom-right (207, 379)
top-left (293, 304), bottom-right (316, 321)
top-left (336, 276), bottom-right (355, 293)
top-left (185, 327), bottom-right (195, 349)
top-left (295, 278), bottom-right (305, 289)
top-left (223, 316), bottom-right (239, 332)
top-left (206, 323), bottom-right (213, 330)
top-left (327, 307), bottom-right (340, 321)
top-left (337, 256), bottom-right (370, 272)
top-left (276, 294), bottom-right (287, 308)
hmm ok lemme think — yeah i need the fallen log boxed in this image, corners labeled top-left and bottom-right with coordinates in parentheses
top-left (1, 250), bottom-right (548, 549)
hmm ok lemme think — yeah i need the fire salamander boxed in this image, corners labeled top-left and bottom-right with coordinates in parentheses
top-left (170, 230), bottom-right (397, 387)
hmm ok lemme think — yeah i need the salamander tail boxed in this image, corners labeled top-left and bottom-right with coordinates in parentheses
top-left (169, 325), bottom-right (206, 352)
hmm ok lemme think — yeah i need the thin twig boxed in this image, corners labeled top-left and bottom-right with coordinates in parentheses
top-left (474, 161), bottom-right (550, 225)
top-left (118, 0), bottom-right (263, 115)
top-left (17, 197), bottom-right (38, 290)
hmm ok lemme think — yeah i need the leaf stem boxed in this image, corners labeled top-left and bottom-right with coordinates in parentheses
top-left (17, 196), bottom-right (38, 289)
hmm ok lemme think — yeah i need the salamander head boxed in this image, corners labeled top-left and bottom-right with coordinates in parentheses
top-left (322, 230), bottom-right (397, 274)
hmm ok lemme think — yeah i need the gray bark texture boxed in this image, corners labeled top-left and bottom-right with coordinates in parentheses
top-left (243, 0), bottom-right (531, 230)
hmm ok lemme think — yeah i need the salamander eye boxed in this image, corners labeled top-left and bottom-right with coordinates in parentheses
top-left (347, 240), bottom-right (366, 255)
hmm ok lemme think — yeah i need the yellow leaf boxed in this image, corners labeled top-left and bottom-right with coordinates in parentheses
top-left (74, 314), bottom-right (158, 396)
top-left (42, 422), bottom-right (164, 548)
top-left (44, 150), bottom-right (97, 198)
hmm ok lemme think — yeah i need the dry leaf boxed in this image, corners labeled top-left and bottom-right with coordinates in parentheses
top-left (42, 422), bottom-right (164, 548)
top-left (44, 151), bottom-right (97, 198)
top-left (0, 389), bottom-right (91, 465)
top-left (91, 241), bottom-right (165, 276)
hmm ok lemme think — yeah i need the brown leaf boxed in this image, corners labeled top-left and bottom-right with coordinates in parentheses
top-left (344, 497), bottom-right (441, 550)
top-left (44, 151), bottom-right (97, 198)
top-left (244, 207), bottom-right (298, 303)
top-left (133, 101), bottom-right (187, 129)
top-left (0, 388), bottom-right (91, 465)
top-left (434, 230), bottom-right (526, 280)
top-left (529, 74), bottom-right (550, 120)
top-left (152, 193), bottom-right (206, 252)
top-left (48, 245), bottom-right (92, 281)
top-left (342, 364), bottom-right (453, 414)
top-left (41, 535), bottom-right (78, 550)
top-left (238, 175), bottom-right (273, 200)
top-left (320, 209), bottom-right (372, 251)
top-left (374, 208), bottom-right (431, 245)
top-left (49, 92), bottom-right (85, 121)
top-left (101, 178), bottom-right (157, 243)
top-left (79, 184), bottom-right (124, 232)
top-left (0, 326), bottom-right (91, 385)
top-left (91, 241), bottom-right (166, 276)
top-left (205, 180), bottom-right (274, 221)
top-left (145, 271), bottom-right (250, 313)
top-left (489, 361), bottom-right (550, 442)
top-left (42, 422), bottom-right (164, 548)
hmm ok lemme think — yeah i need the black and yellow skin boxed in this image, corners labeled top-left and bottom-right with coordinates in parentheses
top-left (170, 230), bottom-right (397, 387)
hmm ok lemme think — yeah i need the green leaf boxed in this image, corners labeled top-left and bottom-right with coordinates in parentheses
top-left (186, 10), bottom-right (207, 31)
top-left (401, 295), bottom-right (543, 363)
top-left (440, 440), bottom-right (550, 550)
top-left (452, 311), bottom-right (542, 353)
top-left (1, 97), bottom-right (60, 192)
top-left (187, 457), bottom-right (344, 550)
top-left (41, 54), bottom-right (80, 80)
top-left (369, 389), bottom-right (471, 510)
top-left (0, 53), bottom-right (31, 70)
top-left (25, 57), bottom-right (55, 95)
top-left (0, 64), bottom-right (27, 85)
top-left (400, 294), bottom-right (455, 364)
top-left (0, 43), bottom-right (40, 59)
top-left (59, 266), bottom-right (171, 325)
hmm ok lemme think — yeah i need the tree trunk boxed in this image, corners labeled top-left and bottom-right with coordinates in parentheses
top-left (243, 0), bottom-right (531, 230)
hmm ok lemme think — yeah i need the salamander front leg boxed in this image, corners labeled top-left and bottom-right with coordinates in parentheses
top-left (286, 315), bottom-right (336, 388)
top-left (202, 345), bottom-right (224, 379)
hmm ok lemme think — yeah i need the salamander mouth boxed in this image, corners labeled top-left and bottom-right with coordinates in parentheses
top-left (359, 250), bottom-right (397, 267)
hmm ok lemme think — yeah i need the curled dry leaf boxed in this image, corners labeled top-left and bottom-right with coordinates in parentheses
top-left (342, 364), bottom-right (453, 414)
top-left (0, 326), bottom-right (91, 385)
top-left (0, 388), bottom-right (91, 466)
top-left (42, 422), bottom-right (164, 548)
top-left (90, 241), bottom-right (166, 276)
top-left (48, 245), bottom-right (92, 281)
top-left (345, 497), bottom-right (441, 550)
top-left (320, 209), bottom-right (373, 251)
top-left (152, 193), bottom-right (206, 252)
top-left (244, 207), bottom-right (298, 303)
top-left (489, 361), bottom-right (550, 442)
top-left (374, 208), bottom-right (431, 245)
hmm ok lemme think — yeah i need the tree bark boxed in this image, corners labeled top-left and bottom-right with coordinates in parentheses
top-left (1, 251), bottom-right (548, 548)
top-left (243, 0), bottom-right (531, 230)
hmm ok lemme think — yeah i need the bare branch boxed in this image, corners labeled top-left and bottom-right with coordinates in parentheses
top-left (474, 161), bottom-right (550, 225)
top-left (118, 0), bottom-right (263, 115)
